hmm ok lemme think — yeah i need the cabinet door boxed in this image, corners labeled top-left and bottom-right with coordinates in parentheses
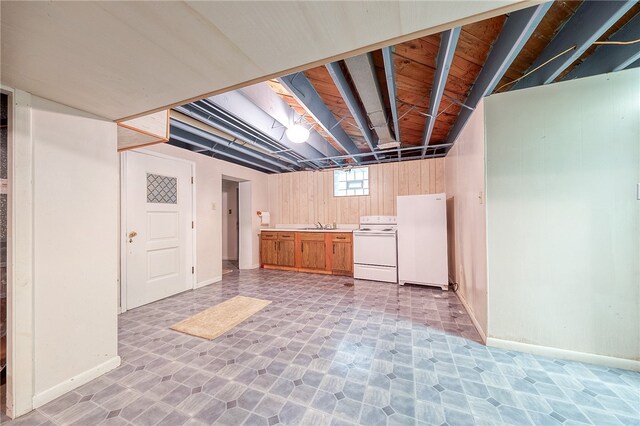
top-left (332, 242), bottom-right (353, 273)
top-left (278, 240), bottom-right (296, 267)
top-left (300, 240), bottom-right (326, 270)
top-left (261, 239), bottom-right (279, 265)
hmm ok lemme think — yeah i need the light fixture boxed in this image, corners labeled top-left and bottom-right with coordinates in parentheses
top-left (286, 123), bottom-right (310, 144)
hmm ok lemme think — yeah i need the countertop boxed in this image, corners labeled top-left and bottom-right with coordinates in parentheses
top-left (260, 228), bottom-right (354, 233)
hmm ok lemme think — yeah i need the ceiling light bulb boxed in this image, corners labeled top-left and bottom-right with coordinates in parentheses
top-left (286, 124), bottom-right (310, 144)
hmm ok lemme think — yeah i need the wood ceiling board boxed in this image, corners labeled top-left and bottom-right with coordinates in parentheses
top-left (393, 39), bottom-right (438, 146)
top-left (303, 66), bottom-right (369, 151)
top-left (494, 1), bottom-right (583, 92)
top-left (555, 4), bottom-right (640, 81)
top-left (394, 35), bottom-right (441, 69)
top-left (1, 1), bottom-right (532, 121)
top-left (264, 79), bottom-right (349, 156)
top-left (430, 16), bottom-right (506, 144)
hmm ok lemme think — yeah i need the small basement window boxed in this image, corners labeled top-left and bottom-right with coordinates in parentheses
top-left (334, 167), bottom-right (369, 197)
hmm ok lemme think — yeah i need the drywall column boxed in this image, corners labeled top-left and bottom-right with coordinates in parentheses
top-left (238, 181), bottom-right (255, 269)
top-left (444, 99), bottom-right (488, 340)
top-left (31, 96), bottom-right (120, 405)
top-left (485, 69), bottom-right (640, 369)
top-left (6, 88), bottom-right (35, 418)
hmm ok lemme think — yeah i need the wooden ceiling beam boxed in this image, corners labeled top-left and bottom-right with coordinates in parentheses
top-left (447, 2), bottom-right (552, 147)
top-left (513, 1), bottom-right (636, 90)
top-left (563, 11), bottom-right (640, 80)
top-left (279, 73), bottom-right (363, 163)
top-left (325, 62), bottom-right (379, 159)
top-left (421, 28), bottom-right (461, 156)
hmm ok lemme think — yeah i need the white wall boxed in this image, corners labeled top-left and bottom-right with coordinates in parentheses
top-left (485, 69), bottom-right (640, 367)
top-left (445, 99), bottom-right (488, 341)
top-left (31, 96), bottom-right (120, 405)
top-left (221, 180), bottom-right (238, 261)
top-left (146, 144), bottom-right (269, 285)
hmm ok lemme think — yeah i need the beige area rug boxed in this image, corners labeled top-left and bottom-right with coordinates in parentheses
top-left (170, 295), bottom-right (271, 340)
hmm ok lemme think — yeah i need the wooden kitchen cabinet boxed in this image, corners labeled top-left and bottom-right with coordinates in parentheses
top-left (278, 239), bottom-right (296, 267)
top-left (260, 239), bottom-right (279, 265)
top-left (331, 233), bottom-right (353, 275)
top-left (260, 232), bottom-right (295, 268)
top-left (260, 230), bottom-right (352, 276)
top-left (299, 233), bottom-right (326, 271)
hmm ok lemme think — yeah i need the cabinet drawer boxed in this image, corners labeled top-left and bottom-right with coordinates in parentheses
top-left (300, 232), bottom-right (325, 241)
top-left (261, 232), bottom-right (278, 240)
top-left (331, 233), bottom-right (352, 242)
top-left (278, 232), bottom-right (295, 240)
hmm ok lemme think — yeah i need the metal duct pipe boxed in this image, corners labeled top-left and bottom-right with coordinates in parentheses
top-left (175, 103), bottom-right (318, 170)
top-left (181, 103), bottom-right (295, 159)
top-left (344, 53), bottom-right (395, 145)
top-left (171, 119), bottom-right (296, 172)
top-left (170, 135), bottom-right (281, 174)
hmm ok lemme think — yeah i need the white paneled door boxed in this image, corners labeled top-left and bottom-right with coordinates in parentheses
top-left (124, 151), bottom-right (194, 310)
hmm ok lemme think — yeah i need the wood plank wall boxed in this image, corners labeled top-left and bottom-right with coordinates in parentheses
top-left (267, 158), bottom-right (445, 225)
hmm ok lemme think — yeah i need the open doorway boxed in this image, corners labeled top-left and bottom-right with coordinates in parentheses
top-left (221, 179), bottom-right (239, 275)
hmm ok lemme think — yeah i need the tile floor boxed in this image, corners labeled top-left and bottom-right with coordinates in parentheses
top-left (2, 269), bottom-right (639, 425)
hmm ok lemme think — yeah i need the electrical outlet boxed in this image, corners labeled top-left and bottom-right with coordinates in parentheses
top-left (212, 202), bottom-right (216, 211)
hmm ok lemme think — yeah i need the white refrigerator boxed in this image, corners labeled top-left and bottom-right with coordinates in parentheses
top-left (397, 193), bottom-right (448, 290)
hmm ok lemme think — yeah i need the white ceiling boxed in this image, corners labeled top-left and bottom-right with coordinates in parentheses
top-left (1, 1), bottom-right (530, 121)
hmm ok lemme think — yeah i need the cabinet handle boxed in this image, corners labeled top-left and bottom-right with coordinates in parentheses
top-left (333, 243), bottom-right (335, 254)
top-left (336, 237), bottom-right (346, 240)
top-left (301, 243), bottom-right (304, 253)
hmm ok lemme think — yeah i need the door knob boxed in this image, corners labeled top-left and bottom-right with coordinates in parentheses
top-left (128, 231), bottom-right (137, 243)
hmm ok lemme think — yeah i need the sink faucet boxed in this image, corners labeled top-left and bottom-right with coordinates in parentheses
top-left (316, 222), bottom-right (323, 229)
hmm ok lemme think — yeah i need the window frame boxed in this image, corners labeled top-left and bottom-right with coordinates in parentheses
top-left (333, 167), bottom-right (369, 197)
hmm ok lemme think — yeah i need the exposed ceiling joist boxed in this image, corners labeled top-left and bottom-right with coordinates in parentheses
top-left (513, 1), bottom-right (636, 90)
top-left (237, 83), bottom-right (342, 165)
top-left (279, 73), bottom-right (363, 163)
top-left (381, 46), bottom-right (401, 143)
top-left (325, 61), bottom-right (380, 161)
top-left (343, 54), bottom-right (395, 148)
top-left (171, 119), bottom-right (294, 172)
top-left (175, 103), bottom-right (305, 169)
top-left (447, 2), bottom-right (552, 147)
top-left (563, 12), bottom-right (640, 81)
top-left (421, 27), bottom-right (461, 156)
top-left (627, 57), bottom-right (640, 70)
top-left (206, 87), bottom-right (340, 167)
top-left (297, 142), bottom-right (452, 164)
top-left (171, 137), bottom-right (278, 174)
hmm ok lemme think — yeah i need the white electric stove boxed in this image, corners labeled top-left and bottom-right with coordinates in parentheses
top-left (353, 215), bottom-right (398, 283)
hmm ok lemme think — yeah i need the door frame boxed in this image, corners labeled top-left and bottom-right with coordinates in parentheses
top-left (119, 149), bottom-right (196, 314)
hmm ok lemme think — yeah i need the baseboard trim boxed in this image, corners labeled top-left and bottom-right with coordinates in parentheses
top-left (454, 291), bottom-right (487, 344)
top-left (486, 338), bottom-right (640, 372)
top-left (32, 356), bottom-right (121, 408)
top-left (195, 276), bottom-right (221, 289)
